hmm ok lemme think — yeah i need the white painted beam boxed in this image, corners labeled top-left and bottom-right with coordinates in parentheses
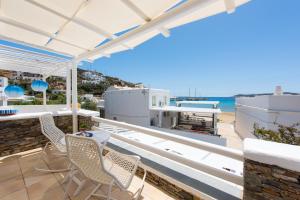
top-left (224, 0), bottom-right (236, 14)
top-left (158, 27), bottom-right (170, 38)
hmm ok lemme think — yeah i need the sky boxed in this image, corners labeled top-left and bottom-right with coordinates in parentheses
top-left (2, 0), bottom-right (300, 97)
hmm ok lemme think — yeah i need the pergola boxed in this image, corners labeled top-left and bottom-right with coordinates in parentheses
top-left (0, 0), bottom-right (250, 132)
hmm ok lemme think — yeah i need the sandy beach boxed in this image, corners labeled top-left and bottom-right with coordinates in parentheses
top-left (219, 112), bottom-right (235, 124)
top-left (217, 112), bottom-right (243, 150)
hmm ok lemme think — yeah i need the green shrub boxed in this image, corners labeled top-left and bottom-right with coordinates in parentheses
top-left (253, 122), bottom-right (300, 145)
top-left (80, 99), bottom-right (97, 111)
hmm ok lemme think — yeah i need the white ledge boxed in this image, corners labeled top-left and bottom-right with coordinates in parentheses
top-left (244, 138), bottom-right (300, 172)
top-left (0, 109), bottom-right (99, 121)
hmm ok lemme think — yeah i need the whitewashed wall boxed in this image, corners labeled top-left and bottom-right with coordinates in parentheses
top-left (235, 95), bottom-right (300, 139)
top-left (104, 88), bottom-right (151, 126)
top-left (104, 88), bottom-right (170, 127)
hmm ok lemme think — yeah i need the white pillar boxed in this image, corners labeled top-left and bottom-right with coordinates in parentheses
top-left (158, 111), bottom-right (163, 128)
top-left (2, 77), bottom-right (8, 106)
top-left (66, 66), bottom-right (71, 109)
top-left (72, 61), bottom-right (78, 133)
top-left (213, 113), bottom-right (218, 135)
top-left (42, 76), bottom-right (47, 105)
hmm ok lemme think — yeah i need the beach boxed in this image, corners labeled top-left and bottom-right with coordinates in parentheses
top-left (217, 112), bottom-right (243, 150)
top-left (219, 112), bottom-right (235, 124)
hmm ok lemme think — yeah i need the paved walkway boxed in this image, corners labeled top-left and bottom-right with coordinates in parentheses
top-left (218, 123), bottom-right (243, 150)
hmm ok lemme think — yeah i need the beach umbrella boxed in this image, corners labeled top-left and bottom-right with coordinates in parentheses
top-left (31, 80), bottom-right (48, 92)
top-left (4, 85), bottom-right (24, 98)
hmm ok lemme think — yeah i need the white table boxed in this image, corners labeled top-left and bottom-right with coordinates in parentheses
top-left (77, 130), bottom-right (111, 145)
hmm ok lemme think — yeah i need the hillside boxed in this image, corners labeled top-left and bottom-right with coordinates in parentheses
top-left (77, 68), bottom-right (135, 95)
top-left (0, 68), bottom-right (136, 98)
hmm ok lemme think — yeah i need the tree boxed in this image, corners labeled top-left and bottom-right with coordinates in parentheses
top-left (80, 99), bottom-right (97, 111)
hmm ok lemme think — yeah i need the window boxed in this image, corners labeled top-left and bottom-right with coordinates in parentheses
top-left (152, 96), bottom-right (156, 106)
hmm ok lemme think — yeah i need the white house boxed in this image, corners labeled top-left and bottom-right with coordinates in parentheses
top-left (103, 86), bottom-right (221, 135)
top-left (104, 86), bottom-right (170, 126)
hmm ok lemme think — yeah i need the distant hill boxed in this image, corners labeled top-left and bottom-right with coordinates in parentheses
top-left (234, 92), bottom-right (300, 97)
top-left (77, 68), bottom-right (135, 95)
top-left (0, 68), bottom-right (136, 96)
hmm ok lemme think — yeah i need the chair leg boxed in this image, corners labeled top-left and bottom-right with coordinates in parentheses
top-left (133, 170), bottom-right (147, 200)
top-left (73, 179), bottom-right (87, 196)
top-left (64, 167), bottom-right (75, 200)
top-left (35, 142), bottom-right (70, 173)
top-left (85, 183), bottom-right (102, 200)
top-left (107, 180), bottom-right (114, 200)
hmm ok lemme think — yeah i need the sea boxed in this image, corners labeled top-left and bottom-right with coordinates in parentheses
top-left (170, 97), bottom-right (236, 112)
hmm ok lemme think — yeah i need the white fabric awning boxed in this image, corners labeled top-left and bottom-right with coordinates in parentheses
top-left (0, 0), bottom-right (250, 61)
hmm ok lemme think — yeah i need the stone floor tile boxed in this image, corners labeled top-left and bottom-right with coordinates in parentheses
top-left (0, 188), bottom-right (28, 200)
top-left (26, 175), bottom-right (61, 200)
top-left (0, 176), bottom-right (25, 198)
top-left (0, 159), bottom-right (22, 182)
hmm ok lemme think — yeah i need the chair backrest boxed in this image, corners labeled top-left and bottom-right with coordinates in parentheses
top-left (65, 134), bottom-right (140, 189)
top-left (65, 134), bottom-right (112, 184)
top-left (39, 114), bottom-right (66, 151)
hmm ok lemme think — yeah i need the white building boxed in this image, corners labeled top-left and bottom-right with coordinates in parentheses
top-left (82, 71), bottom-right (105, 84)
top-left (104, 87), bottom-right (170, 126)
top-left (104, 87), bottom-right (221, 135)
top-left (235, 94), bottom-right (300, 139)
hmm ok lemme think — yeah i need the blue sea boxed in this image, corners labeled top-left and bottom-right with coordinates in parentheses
top-left (170, 97), bottom-right (236, 112)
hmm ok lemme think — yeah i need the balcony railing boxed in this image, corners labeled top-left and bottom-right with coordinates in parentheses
top-left (91, 117), bottom-right (244, 193)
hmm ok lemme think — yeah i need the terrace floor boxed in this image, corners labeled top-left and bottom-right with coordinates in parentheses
top-left (0, 148), bottom-right (176, 200)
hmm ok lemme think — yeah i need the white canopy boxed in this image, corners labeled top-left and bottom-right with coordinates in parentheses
top-left (0, 0), bottom-right (250, 61)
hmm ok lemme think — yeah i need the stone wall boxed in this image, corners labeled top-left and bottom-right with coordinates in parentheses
top-left (244, 159), bottom-right (300, 200)
top-left (0, 115), bottom-right (92, 157)
top-left (136, 168), bottom-right (197, 200)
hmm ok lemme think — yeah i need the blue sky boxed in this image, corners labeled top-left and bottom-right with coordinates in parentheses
top-left (2, 0), bottom-right (300, 97)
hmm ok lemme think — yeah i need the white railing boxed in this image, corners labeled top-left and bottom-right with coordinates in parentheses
top-left (91, 116), bottom-right (244, 186)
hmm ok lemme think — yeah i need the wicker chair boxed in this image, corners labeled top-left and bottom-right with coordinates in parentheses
top-left (36, 113), bottom-right (70, 173)
top-left (65, 134), bottom-right (147, 200)
top-left (37, 114), bottom-right (87, 196)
